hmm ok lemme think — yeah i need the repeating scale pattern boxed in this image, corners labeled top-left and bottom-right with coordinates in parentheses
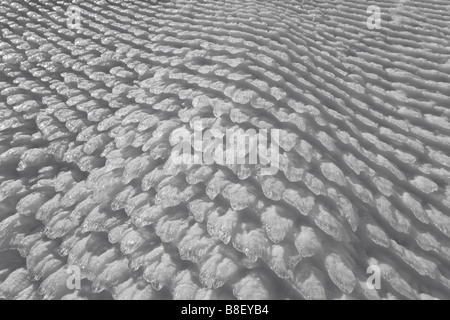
top-left (1, 0), bottom-right (450, 300)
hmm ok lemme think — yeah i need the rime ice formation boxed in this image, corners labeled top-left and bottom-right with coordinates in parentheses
top-left (1, 0), bottom-right (450, 300)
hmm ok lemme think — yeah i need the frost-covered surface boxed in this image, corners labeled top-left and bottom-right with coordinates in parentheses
top-left (1, 0), bottom-right (450, 300)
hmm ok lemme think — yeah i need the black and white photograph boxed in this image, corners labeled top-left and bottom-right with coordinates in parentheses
top-left (0, 0), bottom-right (449, 306)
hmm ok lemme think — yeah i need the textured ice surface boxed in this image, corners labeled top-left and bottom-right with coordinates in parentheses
top-left (1, 0), bottom-right (450, 300)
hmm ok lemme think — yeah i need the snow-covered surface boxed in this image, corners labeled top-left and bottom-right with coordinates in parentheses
top-left (1, 0), bottom-right (450, 300)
